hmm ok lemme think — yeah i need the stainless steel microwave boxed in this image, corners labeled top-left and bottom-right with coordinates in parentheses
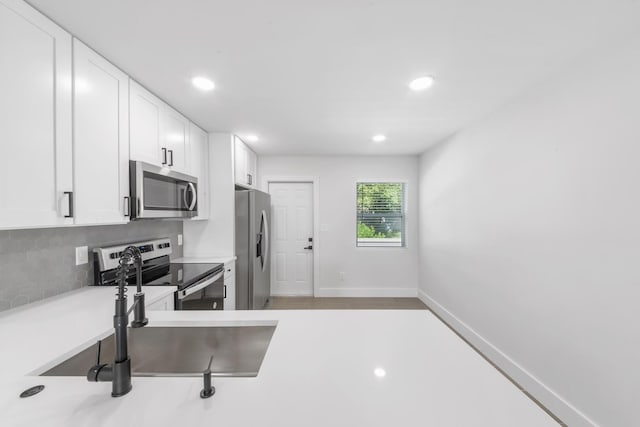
top-left (129, 161), bottom-right (198, 219)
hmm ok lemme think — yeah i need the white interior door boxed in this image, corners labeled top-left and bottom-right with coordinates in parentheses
top-left (269, 182), bottom-right (314, 296)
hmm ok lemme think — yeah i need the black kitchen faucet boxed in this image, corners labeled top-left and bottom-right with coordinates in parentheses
top-left (86, 246), bottom-right (148, 397)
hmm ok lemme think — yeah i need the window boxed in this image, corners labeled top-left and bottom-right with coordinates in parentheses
top-left (356, 182), bottom-right (405, 247)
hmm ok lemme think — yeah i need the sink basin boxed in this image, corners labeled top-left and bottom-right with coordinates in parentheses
top-left (40, 325), bottom-right (276, 377)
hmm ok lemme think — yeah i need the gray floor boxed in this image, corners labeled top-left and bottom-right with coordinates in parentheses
top-left (266, 296), bottom-right (428, 310)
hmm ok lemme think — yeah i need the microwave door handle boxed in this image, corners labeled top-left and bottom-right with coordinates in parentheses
top-left (183, 185), bottom-right (189, 209)
top-left (187, 182), bottom-right (197, 210)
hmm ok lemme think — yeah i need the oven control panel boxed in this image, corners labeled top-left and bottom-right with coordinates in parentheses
top-left (94, 238), bottom-right (173, 271)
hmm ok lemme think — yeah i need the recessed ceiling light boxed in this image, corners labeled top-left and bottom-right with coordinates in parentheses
top-left (372, 134), bottom-right (387, 143)
top-left (374, 368), bottom-right (386, 378)
top-left (245, 135), bottom-right (259, 143)
top-left (191, 76), bottom-right (215, 91)
top-left (409, 75), bottom-right (434, 91)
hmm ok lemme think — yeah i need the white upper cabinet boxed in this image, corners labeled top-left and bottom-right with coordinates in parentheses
top-left (161, 106), bottom-right (189, 173)
top-left (248, 148), bottom-right (257, 186)
top-left (72, 39), bottom-right (130, 225)
top-left (130, 80), bottom-right (189, 173)
top-left (234, 137), bottom-right (248, 185)
top-left (0, 0), bottom-right (73, 229)
top-left (234, 136), bottom-right (257, 188)
top-left (188, 123), bottom-right (209, 220)
top-left (129, 80), bottom-right (162, 166)
top-left (0, 0), bottom-right (207, 230)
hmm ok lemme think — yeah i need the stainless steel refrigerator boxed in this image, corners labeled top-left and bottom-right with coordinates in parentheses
top-left (235, 189), bottom-right (271, 309)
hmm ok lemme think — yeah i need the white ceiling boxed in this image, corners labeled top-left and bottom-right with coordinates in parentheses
top-left (27, 0), bottom-right (640, 155)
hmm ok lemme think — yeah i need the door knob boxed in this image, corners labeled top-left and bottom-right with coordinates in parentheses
top-left (304, 245), bottom-right (313, 250)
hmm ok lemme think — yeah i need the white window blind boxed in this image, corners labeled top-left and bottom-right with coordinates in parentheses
top-left (356, 182), bottom-right (405, 247)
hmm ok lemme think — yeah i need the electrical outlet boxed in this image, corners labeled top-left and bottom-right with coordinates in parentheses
top-left (339, 272), bottom-right (345, 282)
top-left (178, 234), bottom-right (183, 246)
top-left (75, 246), bottom-right (88, 266)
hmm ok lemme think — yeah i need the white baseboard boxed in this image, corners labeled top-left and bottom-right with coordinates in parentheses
top-left (270, 291), bottom-right (313, 297)
top-left (315, 287), bottom-right (418, 298)
top-left (418, 289), bottom-right (598, 427)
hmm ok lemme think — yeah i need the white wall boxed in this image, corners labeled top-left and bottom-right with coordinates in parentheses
top-left (260, 156), bottom-right (419, 297)
top-left (417, 36), bottom-right (640, 427)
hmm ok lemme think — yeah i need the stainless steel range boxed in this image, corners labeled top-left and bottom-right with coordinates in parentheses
top-left (93, 238), bottom-right (226, 310)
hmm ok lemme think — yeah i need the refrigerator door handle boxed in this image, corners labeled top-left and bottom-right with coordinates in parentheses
top-left (256, 231), bottom-right (263, 259)
top-left (260, 210), bottom-right (269, 272)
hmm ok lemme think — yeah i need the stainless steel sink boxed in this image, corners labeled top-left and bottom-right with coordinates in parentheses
top-left (40, 325), bottom-right (276, 377)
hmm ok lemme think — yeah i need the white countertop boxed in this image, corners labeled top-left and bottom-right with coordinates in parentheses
top-left (172, 256), bottom-right (236, 265)
top-left (0, 289), bottom-right (558, 427)
top-left (0, 287), bottom-right (176, 377)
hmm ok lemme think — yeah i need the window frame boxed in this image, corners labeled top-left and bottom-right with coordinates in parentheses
top-left (355, 180), bottom-right (407, 248)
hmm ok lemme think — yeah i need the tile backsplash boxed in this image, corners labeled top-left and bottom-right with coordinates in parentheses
top-left (0, 221), bottom-right (183, 312)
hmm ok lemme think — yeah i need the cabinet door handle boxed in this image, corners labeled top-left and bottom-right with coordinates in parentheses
top-left (124, 196), bottom-right (130, 217)
top-left (169, 150), bottom-right (174, 166)
top-left (162, 147), bottom-right (167, 165)
top-left (247, 174), bottom-right (252, 185)
top-left (224, 285), bottom-right (227, 299)
top-left (64, 191), bottom-right (74, 218)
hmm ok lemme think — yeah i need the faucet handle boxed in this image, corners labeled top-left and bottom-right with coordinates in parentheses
top-left (131, 292), bottom-right (148, 328)
top-left (87, 340), bottom-right (110, 382)
top-left (95, 340), bottom-right (102, 365)
top-left (200, 355), bottom-right (215, 399)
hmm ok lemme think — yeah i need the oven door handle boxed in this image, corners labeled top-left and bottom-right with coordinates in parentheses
top-left (178, 270), bottom-right (224, 299)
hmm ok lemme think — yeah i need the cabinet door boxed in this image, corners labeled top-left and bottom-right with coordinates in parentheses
top-left (188, 123), bottom-right (209, 220)
top-left (147, 293), bottom-right (175, 311)
top-left (0, 0), bottom-right (73, 229)
top-left (129, 80), bottom-right (162, 166)
top-left (246, 148), bottom-right (257, 188)
top-left (234, 137), bottom-right (248, 186)
top-left (73, 39), bottom-right (129, 225)
top-left (224, 273), bottom-right (236, 310)
top-left (161, 107), bottom-right (188, 172)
